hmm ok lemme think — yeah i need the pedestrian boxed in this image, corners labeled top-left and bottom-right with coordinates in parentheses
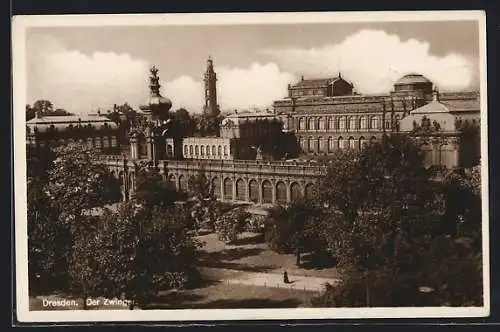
top-left (283, 270), bottom-right (289, 284)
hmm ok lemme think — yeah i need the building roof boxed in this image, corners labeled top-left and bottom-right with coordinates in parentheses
top-left (291, 75), bottom-right (353, 89)
top-left (26, 114), bottom-right (118, 132)
top-left (395, 73), bottom-right (432, 85)
top-left (221, 110), bottom-right (277, 126)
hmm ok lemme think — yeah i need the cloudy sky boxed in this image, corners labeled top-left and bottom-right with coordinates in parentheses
top-left (26, 20), bottom-right (480, 115)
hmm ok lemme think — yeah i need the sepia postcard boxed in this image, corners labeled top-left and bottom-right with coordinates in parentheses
top-left (12, 11), bottom-right (489, 323)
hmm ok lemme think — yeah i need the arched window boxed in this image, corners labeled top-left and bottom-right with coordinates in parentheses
top-left (223, 178), bottom-right (233, 200)
top-left (348, 117), bottom-right (356, 130)
top-left (212, 177), bottom-right (221, 198)
top-left (348, 136), bottom-right (356, 149)
top-left (200, 145), bottom-right (205, 156)
top-left (206, 145), bottom-right (210, 156)
top-left (359, 136), bottom-right (367, 149)
top-left (307, 117), bottom-right (315, 130)
top-left (168, 174), bottom-right (176, 187)
top-left (305, 183), bottom-right (316, 200)
top-left (276, 181), bottom-right (287, 205)
top-left (195, 145), bottom-right (199, 155)
top-left (299, 137), bottom-right (305, 151)
top-left (236, 178), bottom-right (246, 201)
top-left (370, 116), bottom-right (379, 129)
top-left (218, 145), bottom-right (222, 156)
top-left (249, 179), bottom-right (259, 202)
top-left (290, 182), bottom-right (302, 202)
top-left (328, 117), bottom-right (335, 130)
top-left (318, 117), bottom-right (325, 130)
top-left (339, 117), bottom-right (346, 130)
top-left (359, 116), bottom-right (367, 130)
top-left (262, 180), bottom-right (273, 204)
top-left (299, 117), bottom-right (306, 130)
top-left (328, 136), bottom-right (335, 151)
top-left (308, 137), bottom-right (314, 152)
top-left (167, 144), bottom-right (173, 156)
top-left (318, 137), bottom-right (325, 152)
top-left (189, 145), bottom-right (193, 155)
top-left (338, 136), bottom-right (345, 149)
top-left (212, 145), bottom-right (216, 156)
top-left (224, 145), bottom-right (228, 156)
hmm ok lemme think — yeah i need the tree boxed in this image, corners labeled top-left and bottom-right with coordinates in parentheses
top-left (133, 166), bottom-right (181, 210)
top-left (71, 201), bottom-right (202, 309)
top-left (264, 200), bottom-right (323, 265)
top-left (214, 207), bottom-right (249, 243)
top-left (27, 143), bottom-right (121, 294)
top-left (311, 135), bottom-right (483, 307)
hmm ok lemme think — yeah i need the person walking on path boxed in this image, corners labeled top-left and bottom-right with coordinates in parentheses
top-left (283, 270), bottom-right (290, 284)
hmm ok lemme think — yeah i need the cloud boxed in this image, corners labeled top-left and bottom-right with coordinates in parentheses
top-left (27, 35), bottom-right (150, 114)
top-left (259, 29), bottom-right (476, 94)
top-left (216, 62), bottom-right (296, 111)
top-left (163, 62), bottom-right (296, 113)
top-left (27, 35), bottom-right (295, 114)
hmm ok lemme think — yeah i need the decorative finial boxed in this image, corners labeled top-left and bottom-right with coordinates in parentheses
top-left (338, 72), bottom-right (342, 78)
top-left (432, 85), bottom-right (439, 101)
top-left (301, 75), bottom-right (304, 81)
top-left (149, 65), bottom-right (161, 96)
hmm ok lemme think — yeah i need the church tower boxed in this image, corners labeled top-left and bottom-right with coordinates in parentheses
top-left (203, 56), bottom-right (220, 117)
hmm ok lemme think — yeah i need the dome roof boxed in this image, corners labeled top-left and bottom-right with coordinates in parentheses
top-left (139, 95), bottom-right (172, 111)
top-left (395, 73), bottom-right (432, 85)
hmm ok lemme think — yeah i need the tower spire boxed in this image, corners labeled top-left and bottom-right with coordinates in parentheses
top-left (203, 56), bottom-right (220, 117)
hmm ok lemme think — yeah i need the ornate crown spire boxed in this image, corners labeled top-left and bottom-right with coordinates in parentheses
top-left (149, 65), bottom-right (161, 97)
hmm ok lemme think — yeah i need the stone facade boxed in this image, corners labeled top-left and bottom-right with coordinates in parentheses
top-left (26, 112), bottom-right (121, 152)
top-left (98, 156), bottom-right (325, 206)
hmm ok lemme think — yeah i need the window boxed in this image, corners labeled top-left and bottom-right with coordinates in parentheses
top-left (360, 116), bottom-right (367, 130)
top-left (318, 137), bottom-right (324, 152)
top-left (218, 145), bottom-right (222, 156)
top-left (201, 145), bottom-right (205, 156)
top-left (359, 136), bottom-right (366, 149)
top-left (348, 136), bottom-right (356, 149)
top-left (338, 136), bottom-right (345, 149)
top-left (307, 118), bottom-right (315, 130)
top-left (348, 117), bottom-right (356, 130)
top-left (189, 145), bottom-right (193, 155)
top-left (212, 177), bottom-right (221, 198)
top-left (195, 145), bottom-right (199, 155)
top-left (299, 118), bottom-right (305, 130)
top-left (224, 145), bottom-right (228, 156)
top-left (308, 137), bottom-right (314, 152)
top-left (206, 145), bottom-right (210, 156)
top-left (328, 136), bottom-right (334, 151)
top-left (328, 117), bottom-right (335, 130)
top-left (212, 145), bottom-right (216, 155)
top-left (385, 121), bottom-right (391, 129)
top-left (339, 117), bottom-right (346, 130)
top-left (370, 116), bottom-right (379, 129)
top-left (318, 117), bottom-right (325, 130)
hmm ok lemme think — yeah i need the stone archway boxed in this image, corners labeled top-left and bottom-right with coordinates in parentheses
top-left (235, 178), bottom-right (246, 201)
top-left (212, 177), bottom-right (221, 199)
top-left (290, 182), bottom-right (302, 202)
top-left (276, 181), bottom-right (287, 205)
top-left (262, 180), bottom-right (273, 204)
top-left (248, 179), bottom-right (259, 203)
top-left (305, 183), bottom-right (316, 200)
top-left (223, 177), bottom-right (233, 200)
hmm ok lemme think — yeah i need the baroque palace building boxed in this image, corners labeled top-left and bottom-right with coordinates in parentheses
top-left (91, 58), bottom-right (480, 205)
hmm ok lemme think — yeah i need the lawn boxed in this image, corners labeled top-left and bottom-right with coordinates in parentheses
top-left (197, 231), bottom-right (341, 279)
top-left (29, 282), bottom-right (316, 310)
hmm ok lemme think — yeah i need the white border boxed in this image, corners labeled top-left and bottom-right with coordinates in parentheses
top-left (13, 11), bottom-right (489, 323)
